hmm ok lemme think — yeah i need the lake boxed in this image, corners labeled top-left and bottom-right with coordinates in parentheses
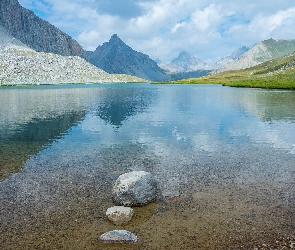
top-left (0, 83), bottom-right (295, 249)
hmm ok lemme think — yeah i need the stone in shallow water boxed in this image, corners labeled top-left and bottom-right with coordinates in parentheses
top-left (99, 230), bottom-right (138, 243)
top-left (106, 206), bottom-right (134, 225)
top-left (113, 171), bottom-right (158, 206)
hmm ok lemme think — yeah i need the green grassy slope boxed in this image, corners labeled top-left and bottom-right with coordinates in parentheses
top-left (263, 39), bottom-right (295, 59)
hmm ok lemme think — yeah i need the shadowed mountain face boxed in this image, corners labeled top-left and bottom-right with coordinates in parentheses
top-left (0, 0), bottom-right (87, 59)
top-left (87, 34), bottom-right (170, 81)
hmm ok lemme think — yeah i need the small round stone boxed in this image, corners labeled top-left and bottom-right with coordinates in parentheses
top-left (99, 230), bottom-right (138, 244)
top-left (106, 206), bottom-right (134, 225)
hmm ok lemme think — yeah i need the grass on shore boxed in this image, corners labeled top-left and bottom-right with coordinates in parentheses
top-left (153, 53), bottom-right (295, 90)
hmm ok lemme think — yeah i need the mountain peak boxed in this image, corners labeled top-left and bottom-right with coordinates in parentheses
top-left (172, 51), bottom-right (202, 63)
top-left (179, 50), bottom-right (191, 57)
top-left (110, 34), bottom-right (120, 41)
top-left (160, 51), bottom-right (207, 73)
top-left (109, 34), bottom-right (126, 46)
top-left (88, 35), bottom-right (169, 81)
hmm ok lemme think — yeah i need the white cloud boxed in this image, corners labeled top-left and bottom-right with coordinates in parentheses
top-left (227, 6), bottom-right (295, 46)
top-left (77, 30), bottom-right (101, 51)
top-left (18, 0), bottom-right (295, 63)
top-left (171, 22), bottom-right (186, 33)
top-left (190, 4), bottom-right (222, 31)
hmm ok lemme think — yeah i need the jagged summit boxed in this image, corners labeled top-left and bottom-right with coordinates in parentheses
top-left (109, 34), bottom-right (122, 42)
top-left (87, 34), bottom-right (169, 81)
top-left (160, 51), bottom-right (208, 73)
top-left (172, 51), bottom-right (204, 65)
top-left (111, 34), bottom-right (119, 40)
top-left (105, 34), bottom-right (127, 48)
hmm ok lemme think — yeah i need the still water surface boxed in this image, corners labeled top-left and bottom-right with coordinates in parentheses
top-left (0, 83), bottom-right (295, 249)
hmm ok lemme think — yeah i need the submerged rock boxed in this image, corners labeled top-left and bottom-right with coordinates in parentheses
top-left (99, 230), bottom-right (138, 244)
top-left (106, 206), bottom-right (134, 225)
top-left (113, 171), bottom-right (158, 206)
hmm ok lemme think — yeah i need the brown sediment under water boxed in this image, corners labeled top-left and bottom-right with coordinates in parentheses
top-left (0, 84), bottom-right (295, 249)
top-left (0, 145), bottom-right (294, 250)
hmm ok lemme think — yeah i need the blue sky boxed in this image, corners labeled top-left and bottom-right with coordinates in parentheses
top-left (18, 0), bottom-right (295, 63)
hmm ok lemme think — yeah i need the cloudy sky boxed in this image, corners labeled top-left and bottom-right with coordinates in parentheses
top-left (18, 0), bottom-right (295, 63)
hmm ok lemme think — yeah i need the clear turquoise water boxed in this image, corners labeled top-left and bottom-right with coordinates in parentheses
top-left (0, 83), bottom-right (295, 249)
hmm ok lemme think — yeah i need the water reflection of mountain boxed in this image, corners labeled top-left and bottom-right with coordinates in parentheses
top-left (0, 86), bottom-right (93, 181)
top-left (97, 101), bottom-right (140, 126)
top-left (0, 112), bottom-right (85, 181)
top-left (236, 90), bottom-right (295, 121)
top-left (95, 87), bottom-right (154, 126)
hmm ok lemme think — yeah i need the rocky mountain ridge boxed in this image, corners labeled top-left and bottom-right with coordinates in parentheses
top-left (221, 39), bottom-right (295, 72)
top-left (87, 34), bottom-right (169, 81)
top-left (212, 46), bottom-right (249, 70)
top-left (0, 0), bottom-right (87, 59)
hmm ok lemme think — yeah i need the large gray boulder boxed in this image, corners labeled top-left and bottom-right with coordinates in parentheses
top-left (113, 171), bottom-right (158, 206)
top-left (99, 230), bottom-right (138, 244)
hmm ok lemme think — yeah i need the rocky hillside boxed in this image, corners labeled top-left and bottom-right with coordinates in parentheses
top-left (212, 46), bottom-right (249, 70)
top-left (87, 34), bottom-right (169, 82)
top-left (0, 26), bottom-right (146, 85)
top-left (222, 39), bottom-right (295, 71)
top-left (230, 46), bottom-right (250, 60)
top-left (0, 0), bottom-right (87, 59)
top-left (0, 48), bottom-right (146, 85)
top-left (159, 51), bottom-right (208, 73)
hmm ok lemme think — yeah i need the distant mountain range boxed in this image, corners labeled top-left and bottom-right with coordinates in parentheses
top-left (157, 39), bottom-right (295, 75)
top-left (159, 51), bottom-right (209, 72)
top-left (178, 49), bottom-right (295, 89)
top-left (86, 34), bottom-right (169, 82)
top-left (157, 47), bottom-right (250, 74)
top-left (221, 39), bottom-right (295, 72)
